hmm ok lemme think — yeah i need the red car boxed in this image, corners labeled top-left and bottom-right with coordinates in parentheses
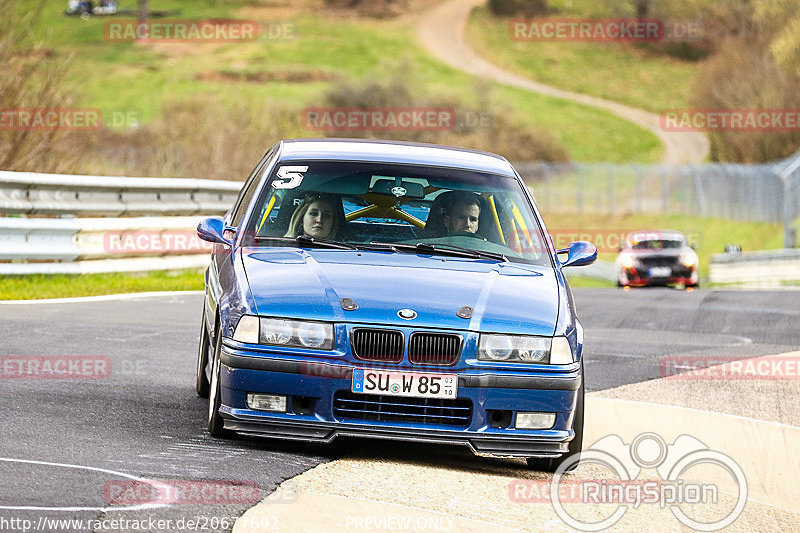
top-left (615, 230), bottom-right (699, 289)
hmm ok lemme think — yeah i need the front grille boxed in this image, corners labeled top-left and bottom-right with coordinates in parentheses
top-left (351, 328), bottom-right (404, 363)
top-left (333, 391), bottom-right (472, 427)
top-left (638, 255), bottom-right (680, 267)
top-left (409, 333), bottom-right (462, 366)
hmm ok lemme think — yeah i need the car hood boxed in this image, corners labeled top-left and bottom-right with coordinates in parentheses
top-left (241, 248), bottom-right (559, 335)
top-left (628, 249), bottom-right (685, 259)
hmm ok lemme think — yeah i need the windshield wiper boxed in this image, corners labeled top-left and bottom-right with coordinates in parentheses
top-left (417, 242), bottom-right (508, 262)
top-left (253, 235), bottom-right (357, 250)
top-left (361, 241), bottom-right (507, 262)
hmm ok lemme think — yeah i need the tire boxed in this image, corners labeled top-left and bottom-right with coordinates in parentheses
top-left (207, 319), bottom-right (231, 438)
top-left (196, 308), bottom-right (211, 398)
top-left (527, 362), bottom-right (584, 473)
top-left (686, 282), bottom-right (700, 289)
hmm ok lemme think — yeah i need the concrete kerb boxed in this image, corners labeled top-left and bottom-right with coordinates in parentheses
top-left (234, 351), bottom-right (800, 532)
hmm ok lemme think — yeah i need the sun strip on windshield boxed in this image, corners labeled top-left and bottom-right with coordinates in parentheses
top-left (511, 203), bottom-right (533, 249)
top-left (484, 194), bottom-right (506, 245)
top-left (256, 194), bottom-right (278, 234)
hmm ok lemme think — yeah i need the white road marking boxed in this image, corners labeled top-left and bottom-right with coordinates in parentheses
top-left (0, 457), bottom-right (171, 512)
top-left (0, 291), bottom-right (203, 305)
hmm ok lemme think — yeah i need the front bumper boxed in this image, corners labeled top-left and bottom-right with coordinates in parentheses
top-left (621, 266), bottom-right (698, 286)
top-left (218, 346), bottom-right (582, 457)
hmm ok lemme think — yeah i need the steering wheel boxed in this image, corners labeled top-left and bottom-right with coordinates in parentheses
top-left (449, 231), bottom-right (485, 239)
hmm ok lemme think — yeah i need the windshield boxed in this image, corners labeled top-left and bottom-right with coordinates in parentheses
top-left (242, 160), bottom-right (551, 267)
top-left (630, 239), bottom-right (684, 250)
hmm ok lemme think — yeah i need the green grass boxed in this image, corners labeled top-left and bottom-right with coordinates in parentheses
top-left (466, 4), bottom-right (702, 114)
top-left (18, 0), bottom-right (662, 163)
top-left (562, 275), bottom-right (615, 288)
top-left (541, 212), bottom-right (785, 278)
top-left (0, 269), bottom-right (203, 300)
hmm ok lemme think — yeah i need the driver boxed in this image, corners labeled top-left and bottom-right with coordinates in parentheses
top-left (443, 191), bottom-right (481, 235)
top-left (285, 194), bottom-right (343, 240)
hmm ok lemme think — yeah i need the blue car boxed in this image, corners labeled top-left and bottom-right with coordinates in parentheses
top-left (196, 139), bottom-right (597, 471)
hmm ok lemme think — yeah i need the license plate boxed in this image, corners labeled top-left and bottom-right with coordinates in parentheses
top-left (351, 369), bottom-right (457, 399)
top-left (649, 267), bottom-right (671, 278)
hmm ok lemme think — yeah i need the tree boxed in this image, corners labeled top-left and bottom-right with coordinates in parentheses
top-left (0, 0), bottom-right (77, 172)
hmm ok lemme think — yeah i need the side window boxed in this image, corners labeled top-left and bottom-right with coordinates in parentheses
top-left (230, 150), bottom-right (274, 226)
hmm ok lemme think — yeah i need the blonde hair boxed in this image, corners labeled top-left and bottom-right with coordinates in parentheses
top-left (284, 194), bottom-right (343, 239)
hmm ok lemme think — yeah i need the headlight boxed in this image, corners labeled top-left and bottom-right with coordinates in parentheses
top-left (478, 335), bottom-right (550, 363)
top-left (233, 315), bottom-right (334, 350)
top-left (296, 321), bottom-right (329, 348)
top-left (261, 318), bottom-right (294, 345)
top-left (682, 252), bottom-right (698, 267)
top-left (619, 253), bottom-right (635, 269)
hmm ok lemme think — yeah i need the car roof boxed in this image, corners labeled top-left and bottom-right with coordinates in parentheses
top-left (275, 138), bottom-right (517, 176)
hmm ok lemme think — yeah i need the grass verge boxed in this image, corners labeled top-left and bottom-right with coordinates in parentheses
top-left (0, 269), bottom-right (203, 300)
top-left (466, 4), bottom-right (701, 114)
top-left (541, 212), bottom-right (785, 279)
top-left (19, 0), bottom-right (662, 165)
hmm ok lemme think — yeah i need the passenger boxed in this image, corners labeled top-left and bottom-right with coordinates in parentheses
top-left (284, 194), bottom-right (344, 240)
top-left (443, 191), bottom-right (481, 234)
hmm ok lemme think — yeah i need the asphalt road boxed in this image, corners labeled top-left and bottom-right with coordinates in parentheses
top-left (1, 288), bottom-right (798, 532)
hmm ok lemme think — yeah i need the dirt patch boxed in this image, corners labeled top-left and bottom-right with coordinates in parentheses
top-left (195, 69), bottom-right (340, 84)
top-left (143, 41), bottom-right (225, 59)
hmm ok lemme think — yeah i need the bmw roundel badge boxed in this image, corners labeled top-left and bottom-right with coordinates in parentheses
top-left (397, 308), bottom-right (417, 320)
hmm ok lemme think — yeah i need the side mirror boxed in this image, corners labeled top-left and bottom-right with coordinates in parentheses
top-left (690, 243), bottom-right (697, 250)
top-left (557, 241), bottom-right (598, 267)
top-left (197, 217), bottom-right (233, 246)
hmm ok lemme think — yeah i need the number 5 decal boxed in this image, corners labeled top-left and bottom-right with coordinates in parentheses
top-left (272, 166), bottom-right (308, 189)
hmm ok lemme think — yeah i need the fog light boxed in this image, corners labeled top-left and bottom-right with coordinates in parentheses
top-left (516, 412), bottom-right (555, 430)
top-left (246, 393), bottom-right (287, 412)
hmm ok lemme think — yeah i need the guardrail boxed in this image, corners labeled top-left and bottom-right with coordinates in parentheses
top-left (0, 171), bottom-right (243, 275)
top-left (710, 249), bottom-right (800, 285)
top-left (0, 216), bottom-right (213, 275)
top-left (0, 170), bottom-right (242, 216)
top-left (563, 259), bottom-right (617, 283)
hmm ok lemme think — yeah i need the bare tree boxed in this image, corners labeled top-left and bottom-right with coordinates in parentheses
top-left (0, 0), bottom-right (78, 172)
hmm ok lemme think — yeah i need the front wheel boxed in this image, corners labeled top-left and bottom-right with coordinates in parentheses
top-left (207, 321), bottom-right (231, 438)
top-left (527, 362), bottom-right (584, 473)
top-left (196, 308), bottom-right (211, 398)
